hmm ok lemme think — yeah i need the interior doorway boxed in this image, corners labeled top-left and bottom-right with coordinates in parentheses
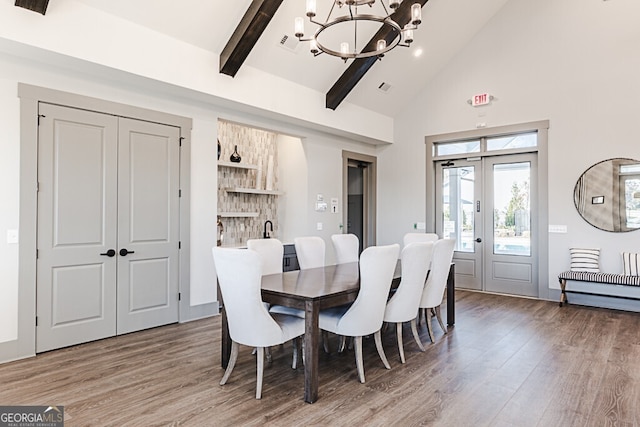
top-left (343, 151), bottom-right (377, 251)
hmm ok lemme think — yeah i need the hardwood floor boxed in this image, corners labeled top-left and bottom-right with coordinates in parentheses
top-left (2, 290), bottom-right (640, 426)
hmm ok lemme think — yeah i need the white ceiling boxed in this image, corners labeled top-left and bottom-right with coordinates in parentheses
top-left (75, 0), bottom-right (510, 118)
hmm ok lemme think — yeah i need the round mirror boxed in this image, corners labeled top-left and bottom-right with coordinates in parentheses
top-left (574, 158), bottom-right (640, 232)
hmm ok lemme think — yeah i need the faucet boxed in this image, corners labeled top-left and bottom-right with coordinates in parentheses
top-left (263, 220), bottom-right (273, 239)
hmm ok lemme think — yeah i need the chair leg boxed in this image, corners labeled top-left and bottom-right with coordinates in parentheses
top-left (322, 330), bottom-right (331, 353)
top-left (410, 317), bottom-right (425, 352)
top-left (435, 305), bottom-right (447, 334)
top-left (265, 346), bottom-right (272, 364)
top-left (256, 347), bottom-right (264, 399)
top-left (292, 337), bottom-right (300, 369)
top-left (425, 309), bottom-right (435, 343)
top-left (374, 330), bottom-right (391, 370)
top-left (338, 335), bottom-right (347, 353)
top-left (354, 336), bottom-right (365, 383)
top-left (395, 322), bottom-right (405, 364)
top-left (220, 341), bottom-right (239, 386)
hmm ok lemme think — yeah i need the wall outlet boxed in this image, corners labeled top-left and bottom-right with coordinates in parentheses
top-left (316, 222), bottom-right (323, 231)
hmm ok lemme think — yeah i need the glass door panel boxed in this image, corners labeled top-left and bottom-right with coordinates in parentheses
top-left (436, 160), bottom-right (482, 291)
top-left (492, 162), bottom-right (531, 257)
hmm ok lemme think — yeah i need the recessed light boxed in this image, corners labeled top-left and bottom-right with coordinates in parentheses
top-left (413, 48), bottom-right (423, 58)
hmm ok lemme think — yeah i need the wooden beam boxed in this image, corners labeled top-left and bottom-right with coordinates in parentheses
top-left (220, 0), bottom-right (284, 77)
top-left (325, 0), bottom-right (429, 110)
top-left (15, 0), bottom-right (50, 15)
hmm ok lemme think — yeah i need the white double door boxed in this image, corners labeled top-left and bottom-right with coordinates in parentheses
top-left (435, 153), bottom-right (538, 297)
top-left (36, 103), bottom-right (181, 352)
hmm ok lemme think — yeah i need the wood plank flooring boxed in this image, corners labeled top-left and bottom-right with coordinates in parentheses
top-left (2, 290), bottom-right (640, 426)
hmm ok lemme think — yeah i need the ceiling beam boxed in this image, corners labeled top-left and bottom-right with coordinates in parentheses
top-left (15, 0), bottom-right (50, 15)
top-left (220, 0), bottom-right (284, 77)
top-left (325, 0), bottom-right (429, 110)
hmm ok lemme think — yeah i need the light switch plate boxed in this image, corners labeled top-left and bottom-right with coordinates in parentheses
top-left (316, 222), bottom-right (323, 231)
top-left (548, 224), bottom-right (567, 233)
top-left (7, 229), bottom-right (19, 244)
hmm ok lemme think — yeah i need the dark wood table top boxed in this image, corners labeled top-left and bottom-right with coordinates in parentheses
top-left (261, 262), bottom-right (361, 300)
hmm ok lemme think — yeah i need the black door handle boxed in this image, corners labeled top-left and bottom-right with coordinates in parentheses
top-left (119, 248), bottom-right (135, 256)
top-left (100, 249), bottom-right (116, 257)
top-left (475, 238), bottom-right (482, 243)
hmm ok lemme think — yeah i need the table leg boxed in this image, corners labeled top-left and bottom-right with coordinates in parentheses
top-left (304, 300), bottom-right (319, 403)
top-left (446, 264), bottom-right (455, 327)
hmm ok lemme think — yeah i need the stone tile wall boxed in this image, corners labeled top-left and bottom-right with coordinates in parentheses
top-left (217, 121), bottom-right (279, 246)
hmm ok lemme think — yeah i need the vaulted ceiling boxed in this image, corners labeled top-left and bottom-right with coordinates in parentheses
top-left (71, 0), bottom-right (509, 118)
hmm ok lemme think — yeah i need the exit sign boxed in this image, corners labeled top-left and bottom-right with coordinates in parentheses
top-left (471, 93), bottom-right (491, 107)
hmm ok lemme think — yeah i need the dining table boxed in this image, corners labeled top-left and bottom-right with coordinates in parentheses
top-left (219, 261), bottom-right (455, 403)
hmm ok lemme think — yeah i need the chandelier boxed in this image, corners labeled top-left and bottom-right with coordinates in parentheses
top-left (294, 0), bottom-right (422, 61)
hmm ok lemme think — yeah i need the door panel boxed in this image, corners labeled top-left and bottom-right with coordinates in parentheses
top-left (436, 160), bottom-right (482, 290)
top-left (37, 104), bottom-right (118, 352)
top-left (117, 118), bottom-right (180, 334)
top-left (435, 153), bottom-right (538, 297)
top-left (484, 155), bottom-right (538, 296)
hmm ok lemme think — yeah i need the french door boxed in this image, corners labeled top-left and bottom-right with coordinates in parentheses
top-left (435, 153), bottom-right (538, 297)
top-left (36, 103), bottom-right (181, 352)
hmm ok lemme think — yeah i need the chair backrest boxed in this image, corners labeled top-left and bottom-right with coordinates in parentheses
top-left (331, 233), bottom-right (359, 264)
top-left (403, 232), bottom-right (439, 247)
top-left (212, 247), bottom-right (283, 347)
top-left (337, 244), bottom-right (400, 336)
top-left (419, 238), bottom-right (456, 309)
top-left (294, 236), bottom-right (325, 269)
top-left (247, 238), bottom-right (284, 276)
top-left (384, 242), bottom-right (434, 323)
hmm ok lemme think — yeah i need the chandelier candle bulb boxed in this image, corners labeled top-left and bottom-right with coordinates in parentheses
top-left (403, 26), bottom-right (414, 44)
top-left (411, 3), bottom-right (422, 25)
top-left (294, 17), bottom-right (304, 38)
top-left (341, 42), bottom-right (349, 56)
top-left (377, 40), bottom-right (387, 51)
top-left (306, 0), bottom-right (317, 17)
top-left (390, 0), bottom-right (402, 8)
top-left (310, 39), bottom-right (319, 54)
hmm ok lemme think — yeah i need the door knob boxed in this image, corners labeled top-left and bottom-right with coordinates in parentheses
top-left (475, 238), bottom-right (482, 243)
top-left (119, 248), bottom-right (135, 256)
top-left (100, 249), bottom-right (116, 257)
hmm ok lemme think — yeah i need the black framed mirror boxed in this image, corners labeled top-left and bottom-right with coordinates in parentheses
top-left (574, 158), bottom-right (640, 232)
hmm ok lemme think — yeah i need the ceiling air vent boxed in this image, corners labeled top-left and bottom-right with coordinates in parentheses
top-left (378, 82), bottom-right (392, 93)
top-left (278, 34), bottom-right (300, 53)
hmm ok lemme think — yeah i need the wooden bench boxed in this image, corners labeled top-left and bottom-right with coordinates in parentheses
top-left (558, 271), bottom-right (640, 307)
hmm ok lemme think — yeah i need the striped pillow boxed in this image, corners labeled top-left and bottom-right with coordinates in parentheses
top-left (622, 252), bottom-right (640, 276)
top-left (570, 248), bottom-right (600, 273)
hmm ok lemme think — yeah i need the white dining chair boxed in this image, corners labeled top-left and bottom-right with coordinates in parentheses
top-left (331, 233), bottom-right (359, 264)
top-left (212, 247), bottom-right (305, 399)
top-left (247, 238), bottom-right (284, 276)
top-left (318, 243), bottom-right (400, 383)
top-left (418, 238), bottom-right (456, 343)
top-left (383, 242), bottom-right (434, 363)
top-left (403, 232), bottom-right (439, 247)
top-left (294, 236), bottom-right (326, 269)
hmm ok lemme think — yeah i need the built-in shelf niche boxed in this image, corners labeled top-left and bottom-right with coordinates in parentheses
top-left (217, 212), bottom-right (259, 218)
top-left (223, 187), bottom-right (283, 196)
top-left (217, 161), bottom-right (258, 170)
top-left (217, 120), bottom-right (280, 246)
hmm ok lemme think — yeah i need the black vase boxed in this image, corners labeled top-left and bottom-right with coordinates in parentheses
top-left (217, 140), bottom-right (221, 160)
top-left (230, 145), bottom-right (241, 163)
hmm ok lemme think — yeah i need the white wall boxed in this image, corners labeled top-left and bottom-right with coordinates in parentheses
top-left (0, 51), bottom-right (381, 359)
top-left (0, 1), bottom-right (393, 145)
top-left (378, 0), bottom-right (640, 292)
top-left (277, 134), bottom-right (308, 243)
